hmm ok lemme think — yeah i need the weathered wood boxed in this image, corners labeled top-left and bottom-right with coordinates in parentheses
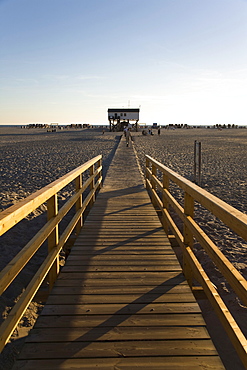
top-left (185, 245), bottom-right (247, 367)
top-left (18, 339), bottom-right (218, 359)
top-left (183, 192), bottom-right (194, 287)
top-left (39, 302), bottom-right (202, 316)
top-left (49, 286), bottom-right (192, 297)
top-left (75, 173), bottom-right (83, 234)
top-left (47, 194), bottom-right (59, 289)
top-left (46, 292), bottom-right (196, 304)
top-left (185, 215), bottom-right (247, 307)
top-left (54, 277), bottom-right (187, 286)
top-left (56, 271), bottom-right (185, 280)
top-left (13, 138), bottom-right (223, 368)
top-left (65, 254), bottom-right (178, 262)
top-left (0, 156), bottom-right (102, 353)
top-left (61, 264), bottom-right (182, 272)
top-left (26, 326), bottom-right (210, 342)
top-left (34, 313), bottom-right (206, 328)
top-left (0, 156), bottom-right (102, 236)
top-left (145, 155), bottom-right (247, 245)
top-left (13, 357), bottom-right (224, 369)
top-left (146, 154), bottom-right (247, 367)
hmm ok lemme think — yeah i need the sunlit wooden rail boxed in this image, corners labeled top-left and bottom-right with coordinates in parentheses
top-left (145, 154), bottom-right (247, 368)
top-left (0, 155), bottom-right (102, 352)
top-left (6, 137), bottom-right (225, 369)
top-left (2, 135), bottom-right (247, 368)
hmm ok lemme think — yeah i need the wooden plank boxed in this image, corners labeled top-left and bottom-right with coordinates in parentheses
top-left (83, 223), bottom-right (161, 227)
top-left (70, 250), bottom-right (176, 255)
top-left (0, 155), bottom-right (102, 235)
top-left (46, 292), bottom-right (196, 305)
top-left (64, 261), bottom-right (179, 266)
top-left (65, 255), bottom-right (179, 262)
top-left (13, 138), bottom-right (223, 369)
top-left (56, 271), bottom-right (184, 279)
top-left (50, 285), bottom-right (192, 295)
top-left (18, 339), bottom-right (218, 359)
top-left (76, 230), bottom-right (167, 235)
top-left (76, 234), bottom-right (166, 238)
top-left (54, 277), bottom-right (187, 286)
top-left (34, 313), bottom-right (206, 328)
top-left (85, 216), bottom-right (160, 220)
top-left (73, 242), bottom-right (172, 247)
top-left (40, 302), bottom-right (202, 315)
top-left (13, 356), bottom-right (225, 369)
top-left (25, 326), bottom-right (210, 342)
top-left (61, 265), bottom-right (181, 272)
top-left (72, 243), bottom-right (172, 249)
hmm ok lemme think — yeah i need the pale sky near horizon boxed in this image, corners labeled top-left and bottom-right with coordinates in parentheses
top-left (0, 0), bottom-right (247, 126)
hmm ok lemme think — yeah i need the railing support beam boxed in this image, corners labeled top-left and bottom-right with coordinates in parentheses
top-left (162, 174), bottom-right (169, 234)
top-left (47, 194), bottom-right (59, 291)
top-left (183, 192), bottom-right (194, 287)
top-left (75, 174), bottom-right (83, 235)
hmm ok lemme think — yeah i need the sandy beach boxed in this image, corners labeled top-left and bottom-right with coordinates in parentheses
top-left (0, 126), bottom-right (247, 369)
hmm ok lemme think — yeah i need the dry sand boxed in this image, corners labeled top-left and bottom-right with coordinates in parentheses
top-left (0, 126), bottom-right (247, 369)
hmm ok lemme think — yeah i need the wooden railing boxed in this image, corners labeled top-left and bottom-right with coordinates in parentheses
top-left (145, 154), bottom-right (247, 368)
top-left (0, 155), bottom-right (102, 352)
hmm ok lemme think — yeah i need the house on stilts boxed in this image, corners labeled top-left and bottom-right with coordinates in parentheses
top-left (108, 108), bottom-right (140, 131)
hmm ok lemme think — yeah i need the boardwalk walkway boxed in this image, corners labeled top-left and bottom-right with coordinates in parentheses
top-left (14, 136), bottom-right (224, 369)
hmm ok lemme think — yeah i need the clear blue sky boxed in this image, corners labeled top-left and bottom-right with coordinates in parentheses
top-left (1, 0), bottom-right (247, 126)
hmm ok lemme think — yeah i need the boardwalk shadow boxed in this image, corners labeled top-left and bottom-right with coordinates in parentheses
top-left (15, 137), bottom-right (188, 367)
top-left (49, 273), bottom-right (186, 362)
top-left (46, 178), bottom-right (185, 362)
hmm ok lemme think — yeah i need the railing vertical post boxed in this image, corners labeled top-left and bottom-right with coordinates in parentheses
top-left (99, 157), bottom-right (103, 189)
top-left (162, 174), bottom-right (169, 234)
top-left (90, 164), bottom-right (95, 207)
top-left (194, 141), bottom-right (202, 186)
top-left (151, 163), bottom-right (157, 207)
top-left (75, 173), bottom-right (83, 235)
top-left (145, 157), bottom-right (149, 189)
top-left (183, 192), bottom-right (194, 287)
top-left (198, 141), bottom-right (202, 186)
top-left (47, 194), bottom-right (59, 291)
top-left (194, 140), bottom-right (197, 183)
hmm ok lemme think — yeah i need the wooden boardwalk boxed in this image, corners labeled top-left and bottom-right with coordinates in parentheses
top-left (14, 136), bottom-right (224, 369)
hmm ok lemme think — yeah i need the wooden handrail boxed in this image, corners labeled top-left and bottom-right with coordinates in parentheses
top-left (0, 155), bottom-right (102, 352)
top-left (0, 155), bottom-right (102, 236)
top-left (145, 155), bottom-right (247, 368)
top-left (146, 155), bottom-right (247, 241)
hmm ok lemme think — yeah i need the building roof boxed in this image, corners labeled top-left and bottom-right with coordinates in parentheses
top-left (108, 108), bottom-right (139, 113)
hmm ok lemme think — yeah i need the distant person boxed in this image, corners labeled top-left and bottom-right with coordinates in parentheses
top-left (126, 128), bottom-right (131, 147)
top-left (158, 128), bottom-right (160, 135)
top-left (102, 129), bottom-right (105, 135)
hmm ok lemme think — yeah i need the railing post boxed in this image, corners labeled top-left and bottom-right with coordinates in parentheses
top-left (75, 173), bottom-right (83, 235)
top-left (162, 174), bottom-right (169, 234)
top-left (47, 194), bottom-right (59, 291)
top-left (151, 163), bottom-right (157, 207)
top-left (183, 192), bottom-right (194, 287)
top-left (99, 157), bottom-right (103, 189)
top-left (90, 163), bottom-right (95, 207)
top-left (145, 157), bottom-right (149, 189)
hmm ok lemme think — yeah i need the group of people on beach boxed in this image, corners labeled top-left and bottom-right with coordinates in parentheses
top-left (124, 126), bottom-right (161, 147)
top-left (142, 128), bottom-right (161, 136)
